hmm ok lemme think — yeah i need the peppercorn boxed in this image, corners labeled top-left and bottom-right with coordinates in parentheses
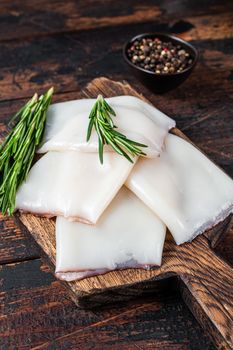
top-left (127, 37), bottom-right (194, 74)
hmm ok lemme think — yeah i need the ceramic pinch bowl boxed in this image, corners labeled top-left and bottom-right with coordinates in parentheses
top-left (123, 32), bottom-right (198, 93)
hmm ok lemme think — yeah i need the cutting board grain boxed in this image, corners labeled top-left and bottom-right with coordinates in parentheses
top-left (16, 77), bottom-right (233, 349)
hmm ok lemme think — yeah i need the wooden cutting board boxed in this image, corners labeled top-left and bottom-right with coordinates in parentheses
top-left (15, 77), bottom-right (233, 349)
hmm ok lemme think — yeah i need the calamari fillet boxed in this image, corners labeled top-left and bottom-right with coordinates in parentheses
top-left (126, 134), bottom-right (233, 245)
top-left (16, 151), bottom-right (135, 223)
top-left (55, 187), bottom-right (166, 281)
top-left (37, 95), bottom-right (175, 157)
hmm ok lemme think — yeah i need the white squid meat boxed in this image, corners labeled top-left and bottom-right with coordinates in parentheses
top-left (55, 187), bottom-right (166, 281)
top-left (126, 134), bottom-right (233, 245)
top-left (16, 151), bottom-right (135, 223)
top-left (37, 95), bottom-right (175, 157)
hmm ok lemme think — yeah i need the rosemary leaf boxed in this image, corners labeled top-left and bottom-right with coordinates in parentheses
top-left (86, 95), bottom-right (147, 163)
top-left (0, 87), bottom-right (53, 215)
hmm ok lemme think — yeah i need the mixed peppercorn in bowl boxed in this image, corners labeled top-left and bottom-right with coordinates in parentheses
top-left (123, 33), bottom-right (198, 93)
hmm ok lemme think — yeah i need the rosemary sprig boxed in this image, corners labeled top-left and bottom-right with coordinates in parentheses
top-left (86, 95), bottom-right (147, 164)
top-left (0, 87), bottom-right (54, 215)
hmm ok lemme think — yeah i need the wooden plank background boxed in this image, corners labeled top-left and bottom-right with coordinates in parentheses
top-left (0, 1), bottom-right (232, 349)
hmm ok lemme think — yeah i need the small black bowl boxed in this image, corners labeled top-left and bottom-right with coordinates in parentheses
top-left (123, 33), bottom-right (198, 93)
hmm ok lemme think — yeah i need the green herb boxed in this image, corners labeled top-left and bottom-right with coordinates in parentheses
top-left (0, 87), bottom-right (54, 215)
top-left (86, 95), bottom-right (147, 164)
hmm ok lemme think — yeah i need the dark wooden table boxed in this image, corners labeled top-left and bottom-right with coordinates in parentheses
top-left (0, 1), bottom-right (232, 349)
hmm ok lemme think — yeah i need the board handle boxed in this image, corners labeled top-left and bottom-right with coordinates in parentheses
top-left (178, 235), bottom-right (233, 349)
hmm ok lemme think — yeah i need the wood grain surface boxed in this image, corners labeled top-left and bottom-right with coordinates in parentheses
top-left (16, 77), bottom-right (233, 350)
top-left (0, 1), bottom-right (233, 349)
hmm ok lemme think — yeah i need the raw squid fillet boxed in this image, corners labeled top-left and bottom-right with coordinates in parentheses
top-left (16, 151), bottom-right (135, 223)
top-left (55, 187), bottom-right (166, 281)
top-left (126, 133), bottom-right (233, 245)
top-left (37, 95), bottom-right (175, 157)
